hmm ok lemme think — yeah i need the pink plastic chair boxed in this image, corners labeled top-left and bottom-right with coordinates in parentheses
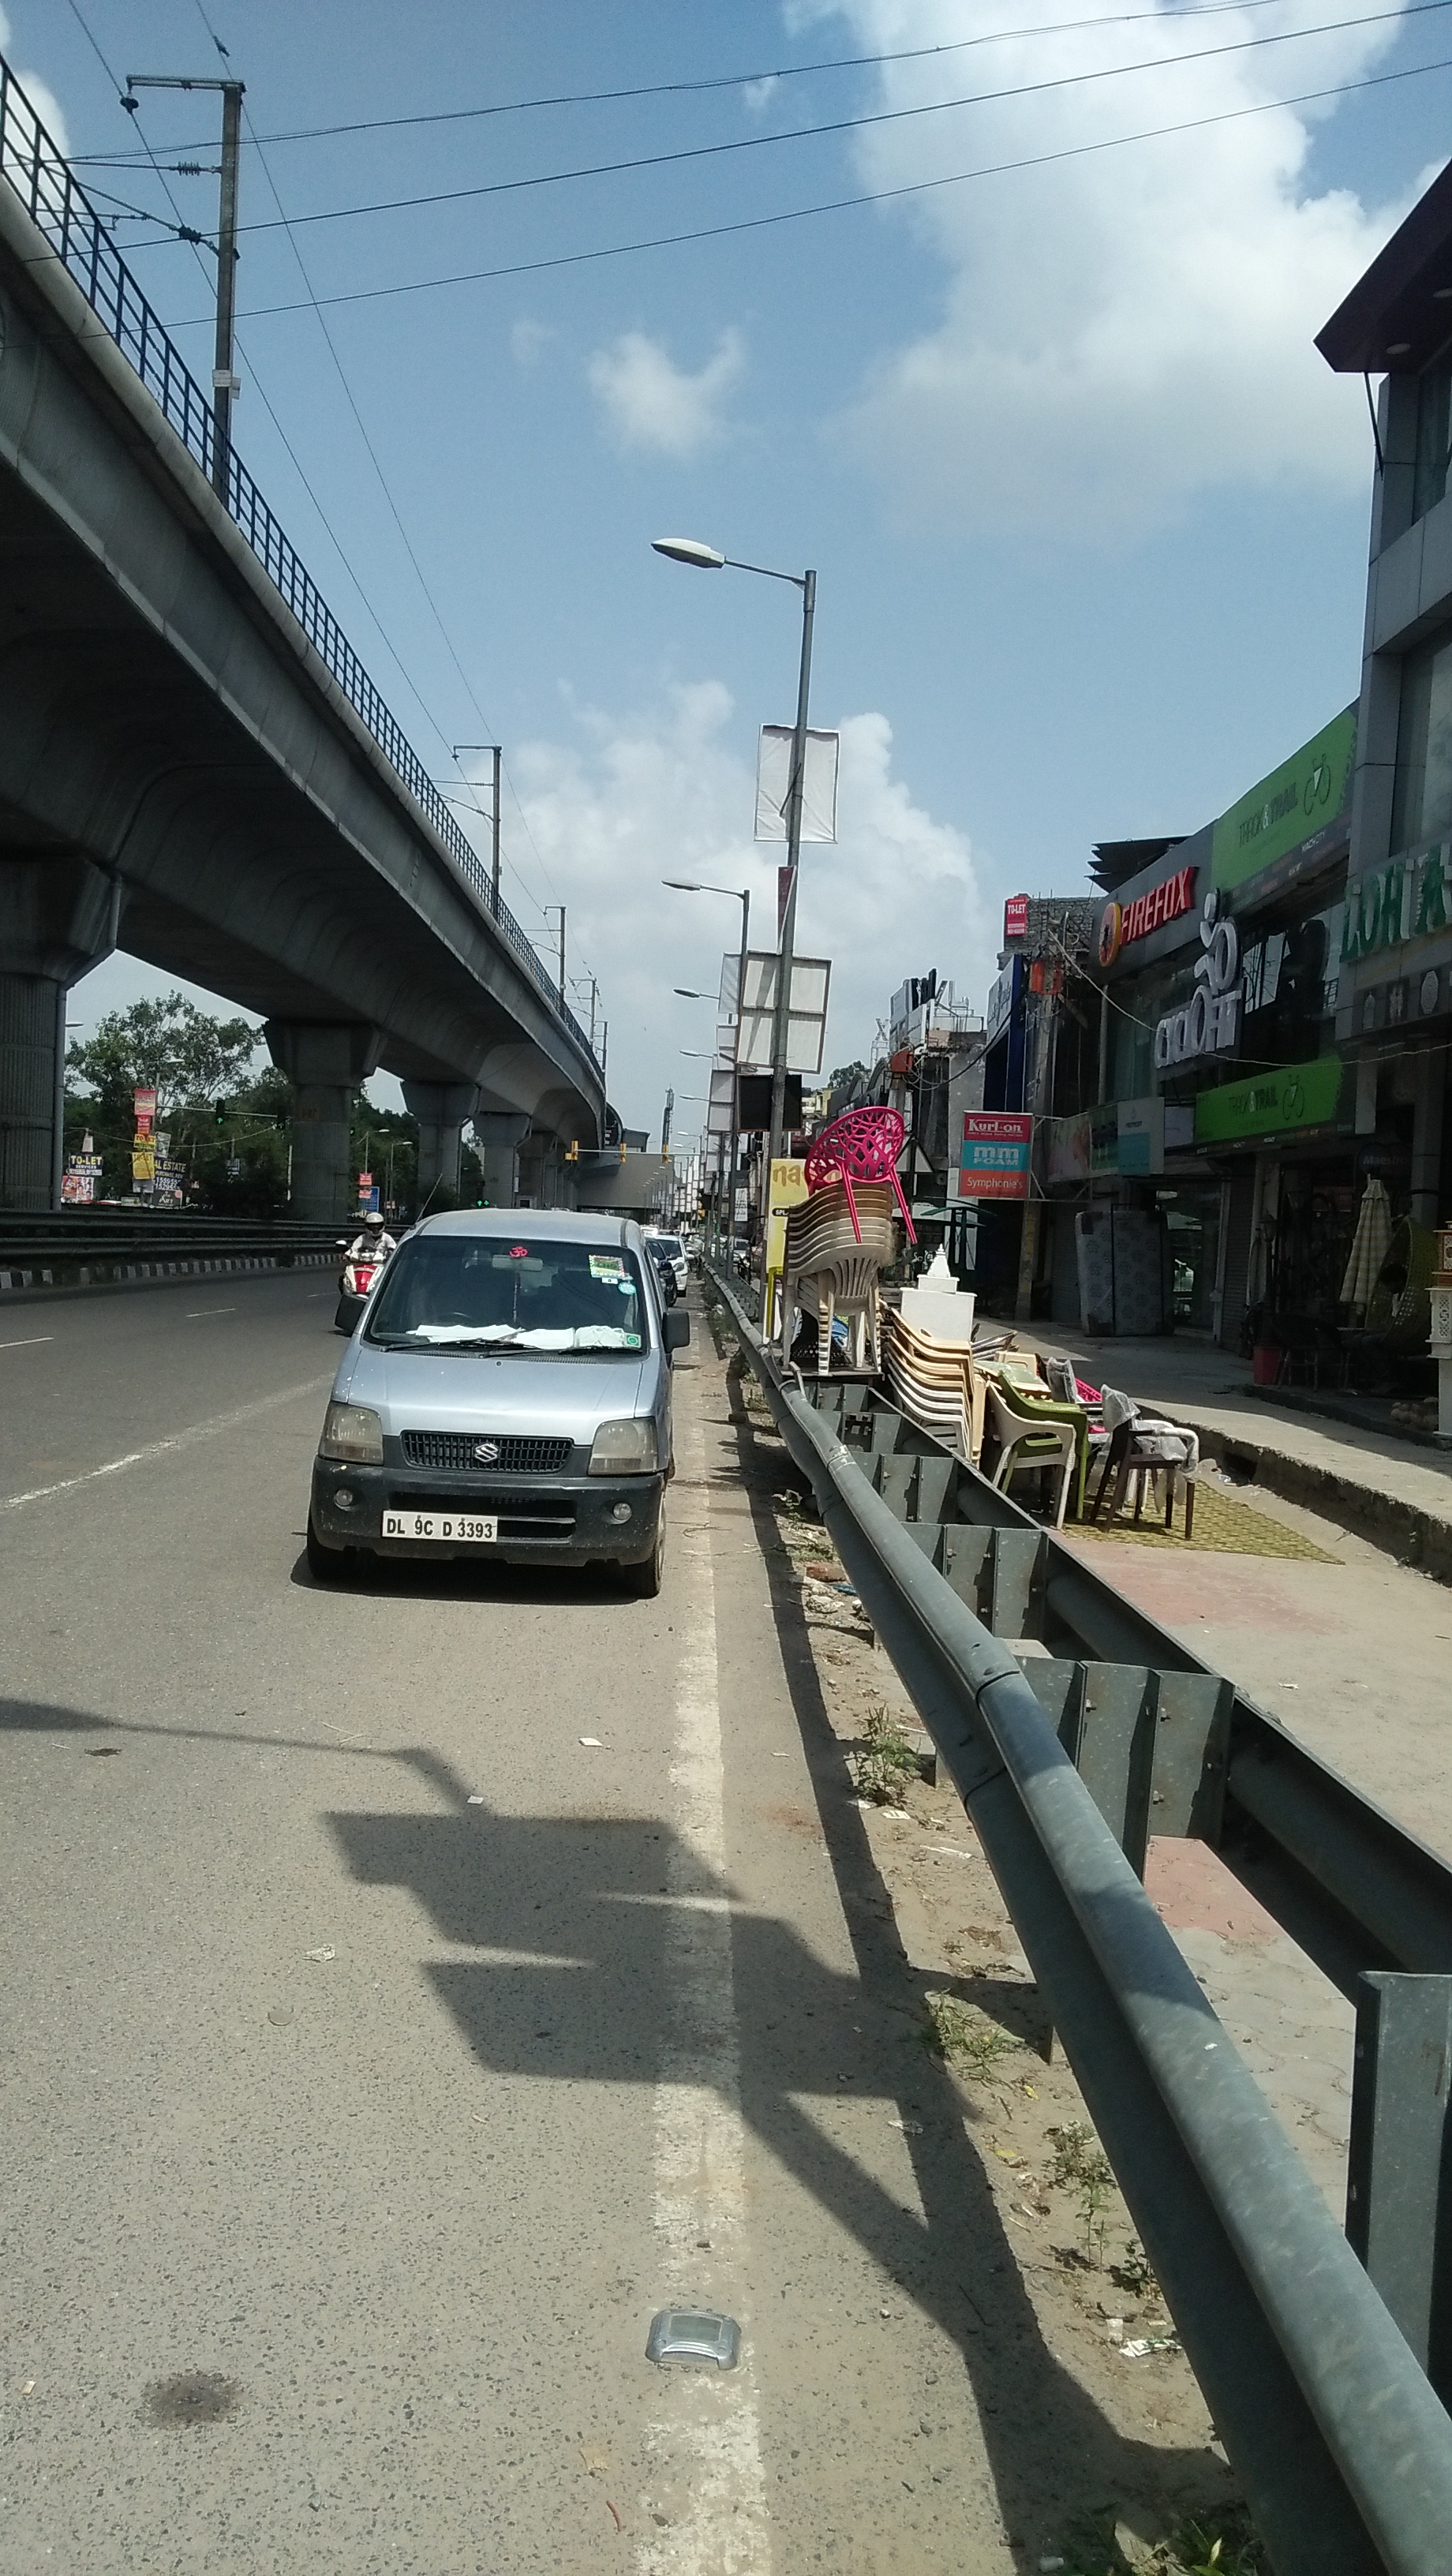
top-left (803, 1107), bottom-right (917, 1246)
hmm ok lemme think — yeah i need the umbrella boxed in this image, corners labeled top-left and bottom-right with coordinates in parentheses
top-left (1340, 1175), bottom-right (1393, 1314)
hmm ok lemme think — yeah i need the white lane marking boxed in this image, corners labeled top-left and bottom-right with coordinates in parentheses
top-left (185, 1306), bottom-right (238, 1318)
top-left (0, 1335), bottom-right (54, 1349)
top-left (1, 1375), bottom-right (331, 1513)
top-left (638, 1387), bottom-right (769, 2576)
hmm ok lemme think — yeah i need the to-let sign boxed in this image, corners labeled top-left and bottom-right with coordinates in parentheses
top-left (956, 1110), bottom-right (1032, 1201)
top-left (1004, 893), bottom-right (1030, 942)
top-left (1098, 864), bottom-right (1196, 968)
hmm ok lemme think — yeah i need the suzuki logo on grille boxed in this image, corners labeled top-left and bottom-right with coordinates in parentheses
top-left (473, 1440), bottom-right (500, 1465)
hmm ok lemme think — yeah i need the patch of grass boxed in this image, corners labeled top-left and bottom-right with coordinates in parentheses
top-left (1047, 2120), bottom-right (1117, 2264)
top-left (850, 1705), bottom-right (920, 1807)
top-left (923, 1990), bottom-right (1023, 2082)
top-left (1046, 2505), bottom-right (1265, 2576)
top-left (1110, 2237), bottom-right (1159, 2299)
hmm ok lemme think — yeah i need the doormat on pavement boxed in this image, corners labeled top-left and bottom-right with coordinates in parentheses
top-left (1072, 1480), bottom-right (1339, 1560)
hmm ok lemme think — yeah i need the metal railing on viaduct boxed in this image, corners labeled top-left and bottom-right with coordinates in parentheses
top-left (710, 1264), bottom-right (1452, 2576)
top-left (0, 54), bottom-right (597, 1071)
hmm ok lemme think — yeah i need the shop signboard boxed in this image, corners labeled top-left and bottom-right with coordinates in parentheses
top-left (1097, 864), bottom-right (1197, 969)
top-left (1193, 1054), bottom-right (1347, 1148)
top-left (1341, 843), bottom-right (1450, 965)
top-left (1211, 708), bottom-right (1356, 893)
top-left (983, 954), bottom-right (1020, 1046)
top-left (1154, 893), bottom-right (1241, 1069)
top-left (132, 1086), bottom-right (157, 1137)
top-left (1116, 1096), bottom-right (1164, 1175)
top-left (1003, 893), bottom-right (1029, 942)
top-left (1047, 1105), bottom-right (1119, 1183)
top-left (952, 1110), bottom-right (1032, 1201)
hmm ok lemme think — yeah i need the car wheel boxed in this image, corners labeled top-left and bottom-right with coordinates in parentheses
top-left (307, 1514), bottom-right (350, 1583)
top-left (619, 1510), bottom-right (665, 1599)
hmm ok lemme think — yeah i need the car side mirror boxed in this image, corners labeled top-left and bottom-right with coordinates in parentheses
top-left (664, 1308), bottom-right (690, 1353)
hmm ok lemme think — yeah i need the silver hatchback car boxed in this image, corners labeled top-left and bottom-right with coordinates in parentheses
top-left (305, 1210), bottom-right (690, 1597)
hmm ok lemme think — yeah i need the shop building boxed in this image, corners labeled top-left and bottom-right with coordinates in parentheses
top-left (1042, 710), bottom-right (1361, 1342)
top-left (1317, 161), bottom-right (1452, 1248)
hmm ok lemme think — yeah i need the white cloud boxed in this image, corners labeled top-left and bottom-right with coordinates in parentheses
top-left (511, 317), bottom-right (555, 370)
top-left (2, 17), bottom-right (72, 158)
top-left (509, 684), bottom-right (985, 1136)
top-left (807, 0), bottom-right (1416, 536)
top-left (586, 328), bottom-right (744, 457)
top-left (743, 74), bottom-right (781, 116)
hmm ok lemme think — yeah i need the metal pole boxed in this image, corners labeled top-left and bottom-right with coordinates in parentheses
top-left (212, 82), bottom-right (243, 502)
top-left (588, 977), bottom-right (598, 1056)
top-left (728, 886), bottom-right (750, 1264)
top-left (558, 904), bottom-right (567, 1007)
top-left (491, 745), bottom-right (501, 912)
top-left (769, 568), bottom-right (815, 1170)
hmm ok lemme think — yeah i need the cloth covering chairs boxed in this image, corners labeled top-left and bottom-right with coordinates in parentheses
top-left (1091, 1384), bottom-right (1200, 1536)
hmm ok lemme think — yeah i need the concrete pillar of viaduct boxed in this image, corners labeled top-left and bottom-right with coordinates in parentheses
top-left (264, 1020), bottom-right (381, 1226)
top-left (0, 854), bottom-right (118, 1211)
top-left (402, 1080), bottom-right (480, 1212)
top-left (467, 1108), bottom-right (528, 1209)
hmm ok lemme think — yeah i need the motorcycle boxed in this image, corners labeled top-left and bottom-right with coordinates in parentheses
top-left (334, 1241), bottom-right (387, 1334)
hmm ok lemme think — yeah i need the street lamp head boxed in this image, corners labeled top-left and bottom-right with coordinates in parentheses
top-left (674, 987), bottom-right (709, 999)
top-left (663, 878), bottom-right (703, 892)
top-left (652, 537), bottom-right (725, 570)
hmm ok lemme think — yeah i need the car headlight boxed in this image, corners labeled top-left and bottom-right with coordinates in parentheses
top-left (319, 1400), bottom-right (384, 1465)
top-left (588, 1416), bottom-right (659, 1476)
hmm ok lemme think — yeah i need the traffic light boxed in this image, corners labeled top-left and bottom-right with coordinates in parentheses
top-left (214, 1099), bottom-right (227, 1126)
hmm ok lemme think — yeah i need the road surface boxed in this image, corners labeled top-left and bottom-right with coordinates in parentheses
top-left (2, 1273), bottom-right (1224, 2572)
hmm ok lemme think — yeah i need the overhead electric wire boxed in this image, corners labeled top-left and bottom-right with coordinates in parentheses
top-left (187, 0), bottom-right (600, 998)
top-left (59, 0), bottom-right (504, 876)
top-left (65, 0), bottom-right (1409, 161)
top-left (174, 2), bottom-right (1452, 243)
top-left (161, 48), bottom-right (1452, 327)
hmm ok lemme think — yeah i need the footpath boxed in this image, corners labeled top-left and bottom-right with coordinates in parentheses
top-left (1013, 1324), bottom-right (1452, 1582)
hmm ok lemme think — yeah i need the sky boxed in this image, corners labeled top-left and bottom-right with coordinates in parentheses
top-left (13, 0), bottom-right (1451, 1159)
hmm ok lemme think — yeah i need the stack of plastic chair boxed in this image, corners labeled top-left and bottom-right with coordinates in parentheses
top-left (779, 1178), bottom-right (897, 1372)
top-left (1091, 1385), bottom-right (1200, 1535)
top-left (803, 1106), bottom-right (918, 1247)
top-left (881, 1308), bottom-right (986, 1466)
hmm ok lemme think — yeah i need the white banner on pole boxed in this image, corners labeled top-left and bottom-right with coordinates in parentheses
top-left (754, 727), bottom-right (839, 843)
top-left (736, 952), bottom-right (830, 1073)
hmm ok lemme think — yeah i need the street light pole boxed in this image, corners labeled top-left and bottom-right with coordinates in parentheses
top-left (650, 537), bottom-right (817, 1185)
top-left (663, 878), bottom-right (750, 1263)
top-left (769, 568), bottom-right (815, 1170)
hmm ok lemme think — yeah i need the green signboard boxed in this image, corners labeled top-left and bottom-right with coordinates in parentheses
top-left (1211, 706), bottom-right (1356, 893)
top-left (1193, 1054), bottom-right (1347, 1147)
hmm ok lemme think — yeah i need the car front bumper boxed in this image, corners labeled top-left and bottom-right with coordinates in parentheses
top-left (309, 1458), bottom-right (664, 1566)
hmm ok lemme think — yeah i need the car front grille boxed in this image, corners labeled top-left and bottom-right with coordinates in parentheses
top-left (401, 1431), bottom-right (574, 1475)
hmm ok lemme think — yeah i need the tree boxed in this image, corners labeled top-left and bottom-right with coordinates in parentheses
top-left (66, 993), bottom-right (260, 1125)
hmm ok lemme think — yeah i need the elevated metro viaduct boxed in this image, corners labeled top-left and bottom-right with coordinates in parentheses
top-left (0, 91), bottom-right (604, 1218)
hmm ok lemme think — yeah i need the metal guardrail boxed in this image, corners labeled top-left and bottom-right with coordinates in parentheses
top-left (709, 1266), bottom-right (1452, 2576)
top-left (0, 54), bottom-right (599, 1076)
top-left (0, 1211), bottom-right (340, 1279)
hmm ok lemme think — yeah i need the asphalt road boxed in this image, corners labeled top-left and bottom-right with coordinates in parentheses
top-left (4, 1272), bottom-right (1065, 2574)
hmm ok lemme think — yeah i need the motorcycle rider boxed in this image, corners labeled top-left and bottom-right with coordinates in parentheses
top-left (345, 1208), bottom-right (397, 1268)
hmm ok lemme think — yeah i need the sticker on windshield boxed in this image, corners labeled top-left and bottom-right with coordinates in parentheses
top-left (616, 1277), bottom-right (634, 1292)
top-left (589, 1254), bottom-right (625, 1279)
top-left (625, 1333), bottom-right (642, 1348)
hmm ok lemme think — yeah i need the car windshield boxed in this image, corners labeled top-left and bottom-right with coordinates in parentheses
top-left (365, 1235), bottom-right (651, 1354)
top-left (651, 1237), bottom-right (683, 1260)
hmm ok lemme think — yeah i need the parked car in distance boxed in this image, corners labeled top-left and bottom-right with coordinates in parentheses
top-left (308, 1210), bottom-right (690, 1597)
top-left (643, 1230), bottom-right (688, 1295)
